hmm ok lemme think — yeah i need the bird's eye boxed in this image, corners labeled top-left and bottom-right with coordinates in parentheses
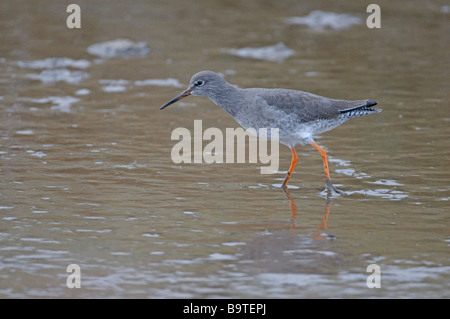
top-left (195, 80), bottom-right (205, 87)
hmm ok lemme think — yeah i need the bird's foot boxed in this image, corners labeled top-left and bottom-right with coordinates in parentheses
top-left (326, 178), bottom-right (345, 195)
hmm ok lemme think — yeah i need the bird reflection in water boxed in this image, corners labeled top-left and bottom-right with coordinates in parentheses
top-left (283, 187), bottom-right (334, 240)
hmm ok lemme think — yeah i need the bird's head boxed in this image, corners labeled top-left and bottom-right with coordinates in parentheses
top-left (160, 71), bottom-right (225, 109)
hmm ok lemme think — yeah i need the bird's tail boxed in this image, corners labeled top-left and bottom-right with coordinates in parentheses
top-left (339, 100), bottom-right (381, 118)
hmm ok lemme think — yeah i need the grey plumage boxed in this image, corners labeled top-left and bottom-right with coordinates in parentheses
top-left (160, 70), bottom-right (381, 191)
top-left (164, 70), bottom-right (380, 146)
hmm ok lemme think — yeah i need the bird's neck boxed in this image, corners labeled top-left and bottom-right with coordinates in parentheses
top-left (208, 83), bottom-right (242, 117)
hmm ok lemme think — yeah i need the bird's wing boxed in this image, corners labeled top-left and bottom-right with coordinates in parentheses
top-left (255, 89), bottom-right (375, 123)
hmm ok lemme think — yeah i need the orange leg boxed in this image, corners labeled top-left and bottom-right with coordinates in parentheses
top-left (310, 141), bottom-right (344, 194)
top-left (310, 141), bottom-right (331, 179)
top-left (283, 187), bottom-right (298, 229)
top-left (281, 146), bottom-right (298, 189)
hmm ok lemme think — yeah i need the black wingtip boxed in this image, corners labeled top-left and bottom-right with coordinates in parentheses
top-left (366, 100), bottom-right (378, 107)
top-left (339, 100), bottom-right (381, 117)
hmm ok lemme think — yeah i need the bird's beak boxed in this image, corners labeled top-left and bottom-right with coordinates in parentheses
top-left (160, 89), bottom-right (192, 110)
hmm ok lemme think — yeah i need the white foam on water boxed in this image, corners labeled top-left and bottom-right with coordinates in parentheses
top-left (285, 11), bottom-right (362, 31)
top-left (347, 188), bottom-right (408, 200)
top-left (208, 253), bottom-right (236, 261)
top-left (16, 129), bottom-right (34, 135)
top-left (135, 78), bottom-right (183, 88)
top-left (369, 179), bottom-right (404, 186)
top-left (226, 42), bottom-right (294, 62)
top-left (29, 151), bottom-right (47, 158)
top-left (99, 79), bottom-right (130, 92)
top-left (25, 69), bottom-right (89, 85)
top-left (75, 89), bottom-right (90, 95)
top-left (49, 96), bottom-right (80, 112)
top-left (102, 85), bottom-right (127, 92)
top-left (16, 57), bottom-right (90, 69)
top-left (87, 39), bottom-right (150, 58)
top-left (25, 96), bottom-right (79, 112)
top-left (99, 79), bottom-right (130, 85)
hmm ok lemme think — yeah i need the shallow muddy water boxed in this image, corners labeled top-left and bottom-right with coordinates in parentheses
top-left (0, 0), bottom-right (449, 298)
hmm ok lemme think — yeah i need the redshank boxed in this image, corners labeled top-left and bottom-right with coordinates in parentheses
top-left (161, 71), bottom-right (381, 193)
